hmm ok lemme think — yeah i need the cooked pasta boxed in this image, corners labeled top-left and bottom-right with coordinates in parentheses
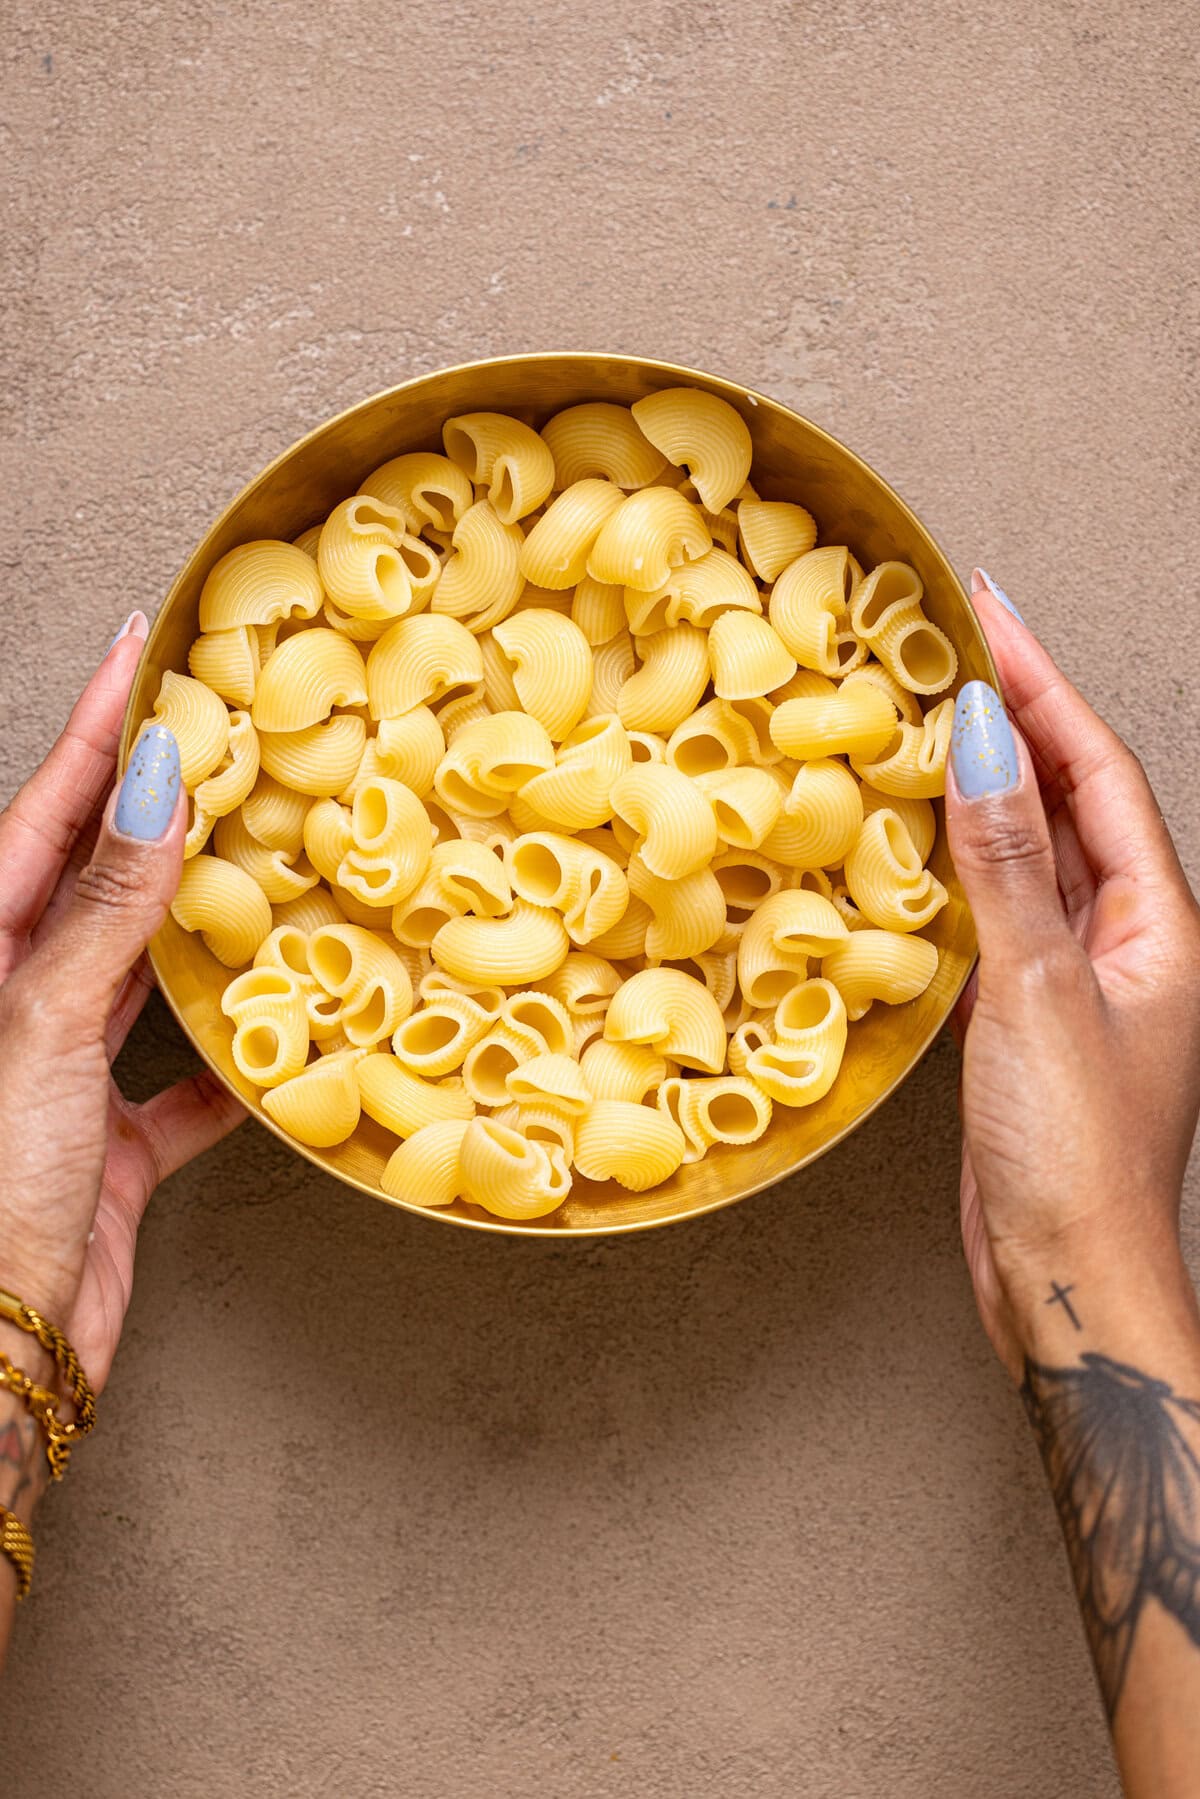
top-left (147, 383), bottom-right (962, 1217)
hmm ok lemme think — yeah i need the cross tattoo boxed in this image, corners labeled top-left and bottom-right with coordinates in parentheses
top-left (1046, 1281), bottom-right (1082, 1331)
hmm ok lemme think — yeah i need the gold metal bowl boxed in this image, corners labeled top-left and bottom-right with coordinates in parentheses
top-left (121, 352), bottom-right (992, 1236)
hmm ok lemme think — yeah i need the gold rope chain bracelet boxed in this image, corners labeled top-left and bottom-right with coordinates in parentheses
top-left (0, 1507), bottom-right (35, 1601)
top-left (0, 1290), bottom-right (96, 1481)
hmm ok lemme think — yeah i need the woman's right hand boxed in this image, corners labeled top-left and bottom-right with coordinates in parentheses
top-left (946, 571), bottom-right (1200, 1378)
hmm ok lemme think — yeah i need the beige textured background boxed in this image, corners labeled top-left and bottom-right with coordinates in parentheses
top-left (2, 2), bottom-right (1197, 1794)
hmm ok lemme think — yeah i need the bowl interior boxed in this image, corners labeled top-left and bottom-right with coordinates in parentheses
top-left (121, 352), bottom-right (991, 1234)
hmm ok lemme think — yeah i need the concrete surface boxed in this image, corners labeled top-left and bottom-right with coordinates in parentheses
top-left (1, 2), bottom-right (1197, 1794)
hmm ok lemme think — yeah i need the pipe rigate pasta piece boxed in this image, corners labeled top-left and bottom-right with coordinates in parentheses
top-left (391, 988), bottom-right (497, 1076)
top-left (254, 924), bottom-right (321, 1001)
top-left (710, 849), bottom-right (788, 920)
top-left (432, 899), bottom-right (569, 985)
top-left (518, 480), bottom-right (626, 589)
top-left (188, 626), bottom-right (261, 708)
top-left (220, 968), bottom-right (311, 1088)
top-left (262, 1049), bottom-right (367, 1148)
top-left (772, 977), bottom-right (849, 1060)
top-left (152, 671), bottom-right (230, 789)
top-left (250, 629), bottom-right (367, 733)
top-left (820, 929), bottom-right (939, 1022)
top-left (623, 546), bottom-right (760, 635)
top-left (357, 1053), bottom-right (475, 1138)
top-left (738, 500), bottom-right (818, 582)
top-left (317, 497), bottom-right (441, 624)
top-left (583, 630), bottom-right (636, 719)
top-left (610, 764), bottom-right (718, 880)
top-left (744, 1033), bottom-right (845, 1108)
top-left (518, 715), bottom-right (632, 831)
top-left (272, 888), bottom-right (344, 934)
top-left (848, 561), bottom-right (957, 695)
top-left (431, 500), bottom-right (525, 625)
top-left (529, 952), bottom-right (622, 1023)
top-left (198, 540), bottom-right (324, 632)
top-left (736, 889), bottom-right (849, 1008)
top-left (540, 401), bottom-right (668, 490)
top-left (509, 832), bottom-right (630, 947)
top-left (707, 611), bottom-right (797, 701)
top-left (358, 452), bottom-right (474, 534)
top-left (665, 698), bottom-right (757, 777)
top-left (763, 759), bottom-right (863, 869)
top-left (577, 1039), bottom-right (666, 1103)
top-left (504, 1053), bottom-right (591, 1156)
top-left (656, 1075), bottom-right (772, 1163)
top-left (171, 853), bottom-right (273, 968)
top-left (491, 609), bottom-right (594, 740)
top-left (193, 710), bottom-right (260, 822)
top-left (694, 767), bottom-right (784, 851)
top-left (587, 487), bottom-right (712, 591)
top-left (302, 798), bottom-right (354, 885)
top-left (630, 388), bottom-right (753, 513)
top-left (306, 923), bottom-right (414, 1046)
top-left (571, 576), bottom-right (626, 647)
top-left (380, 1117), bottom-right (473, 1206)
top-left (859, 785), bottom-right (936, 865)
top-left (849, 696), bottom-right (954, 798)
top-left (767, 546), bottom-right (859, 677)
top-left (442, 413), bottom-right (556, 524)
top-left (839, 661), bottom-right (923, 727)
top-left (367, 614), bottom-right (484, 719)
top-left (213, 810), bottom-right (319, 905)
top-left (617, 624), bottom-right (710, 736)
top-left (391, 839), bottom-right (512, 947)
top-left (340, 708), bottom-right (444, 805)
top-left (842, 809), bottom-right (948, 933)
top-left (434, 711), bottom-right (555, 818)
top-left (573, 1100), bottom-right (687, 1191)
top-left (458, 1118), bottom-right (571, 1219)
top-left (258, 715), bottom-right (367, 798)
top-left (604, 967), bottom-right (726, 1073)
top-left (769, 681), bottom-right (898, 762)
top-left (337, 777), bottom-right (433, 907)
top-left (626, 854), bottom-right (725, 960)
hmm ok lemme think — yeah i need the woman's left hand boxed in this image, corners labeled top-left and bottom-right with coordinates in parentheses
top-left (0, 615), bottom-right (245, 1392)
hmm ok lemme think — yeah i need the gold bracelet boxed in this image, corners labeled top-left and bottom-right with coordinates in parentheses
top-left (0, 1506), bottom-right (35, 1601)
top-left (0, 1290), bottom-right (96, 1481)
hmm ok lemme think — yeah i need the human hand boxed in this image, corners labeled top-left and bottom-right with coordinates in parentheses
top-left (947, 572), bottom-right (1200, 1378)
top-left (0, 616), bottom-right (245, 1392)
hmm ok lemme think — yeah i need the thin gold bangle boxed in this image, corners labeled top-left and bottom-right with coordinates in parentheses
top-left (0, 1506), bottom-right (35, 1601)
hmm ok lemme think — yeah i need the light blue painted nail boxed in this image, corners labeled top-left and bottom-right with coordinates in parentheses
top-left (975, 568), bottom-right (1024, 622)
top-left (114, 726), bottom-right (181, 840)
top-left (106, 610), bottom-right (149, 653)
top-left (951, 681), bottom-right (1018, 798)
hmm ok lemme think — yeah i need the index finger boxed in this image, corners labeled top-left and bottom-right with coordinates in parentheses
top-left (970, 574), bottom-right (1187, 898)
top-left (0, 614), bottom-right (148, 964)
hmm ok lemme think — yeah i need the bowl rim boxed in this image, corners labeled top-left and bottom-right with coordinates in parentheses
top-left (128, 349), bottom-right (992, 1238)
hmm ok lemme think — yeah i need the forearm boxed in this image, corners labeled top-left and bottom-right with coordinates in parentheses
top-left (1007, 1230), bottom-right (1200, 1798)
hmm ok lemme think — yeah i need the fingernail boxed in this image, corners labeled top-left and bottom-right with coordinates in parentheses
top-left (114, 726), bottom-right (181, 840)
top-left (971, 568), bottom-right (1024, 623)
top-left (106, 611), bottom-right (150, 654)
top-left (951, 681), bottom-right (1018, 798)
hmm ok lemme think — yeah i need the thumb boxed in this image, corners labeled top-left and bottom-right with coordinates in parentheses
top-left (945, 680), bottom-right (1073, 965)
top-left (35, 725), bottom-right (186, 1025)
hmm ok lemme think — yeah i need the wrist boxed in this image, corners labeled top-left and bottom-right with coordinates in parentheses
top-left (1001, 1221), bottom-right (1200, 1371)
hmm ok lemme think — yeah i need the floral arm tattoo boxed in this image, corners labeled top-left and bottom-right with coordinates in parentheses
top-left (1022, 1351), bottom-right (1200, 1721)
